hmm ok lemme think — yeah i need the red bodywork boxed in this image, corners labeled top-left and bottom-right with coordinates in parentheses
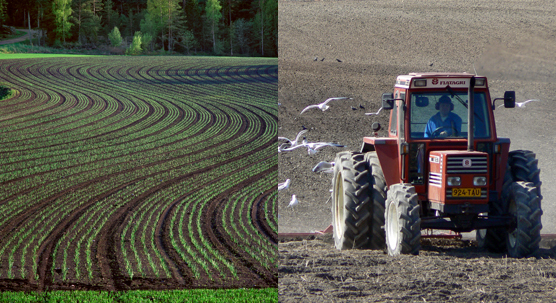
top-left (362, 72), bottom-right (511, 212)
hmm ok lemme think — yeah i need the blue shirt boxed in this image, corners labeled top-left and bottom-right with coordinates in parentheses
top-left (424, 112), bottom-right (462, 138)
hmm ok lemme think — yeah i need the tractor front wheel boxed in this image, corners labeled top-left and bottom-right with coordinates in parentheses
top-left (331, 152), bottom-right (373, 249)
top-left (384, 183), bottom-right (421, 256)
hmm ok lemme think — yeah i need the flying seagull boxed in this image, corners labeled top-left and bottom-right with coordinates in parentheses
top-left (312, 161), bottom-right (335, 173)
top-left (278, 179), bottom-right (291, 191)
top-left (280, 139), bottom-right (345, 155)
top-left (497, 99), bottom-right (541, 108)
top-left (300, 97), bottom-right (352, 115)
top-left (365, 107), bottom-right (383, 116)
top-left (314, 57), bottom-right (318, 61)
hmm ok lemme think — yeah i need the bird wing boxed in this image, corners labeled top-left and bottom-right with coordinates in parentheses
top-left (294, 129), bottom-right (309, 145)
top-left (322, 97), bottom-right (350, 105)
top-left (300, 104), bottom-right (318, 114)
top-left (365, 107), bottom-right (383, 115)
top-left (279, 144), bottom-right (306, 152)
top-left (278, 136), bottom-right (292, 144)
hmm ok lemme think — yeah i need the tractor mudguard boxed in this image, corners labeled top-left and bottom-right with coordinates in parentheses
top-left (361, 137), bottom-right (400, 186)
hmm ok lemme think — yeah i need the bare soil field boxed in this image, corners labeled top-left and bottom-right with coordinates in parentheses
top-left (278, 0), bottom-right (556, 301)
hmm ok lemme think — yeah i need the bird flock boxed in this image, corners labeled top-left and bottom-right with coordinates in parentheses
top-left (278, 95), bottom-right (384, 212)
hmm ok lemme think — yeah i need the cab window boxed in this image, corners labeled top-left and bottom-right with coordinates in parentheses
top-left (409, 92), bottom-right (490, 139)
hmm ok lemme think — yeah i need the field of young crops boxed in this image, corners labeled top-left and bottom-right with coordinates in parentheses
top-left (0, 56), bottom-right (277, 291)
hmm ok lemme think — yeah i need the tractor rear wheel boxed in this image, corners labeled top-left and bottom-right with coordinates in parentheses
top-left (364, 152), bottom-right (387, 249)
top-left (384, 183), bottom-right (421, 256)
top-left (477, 150), bottom-right (541, 252)
top-left (506, 181), bottom-right (542, 258)
top-left (331, 152), bottom-right (375, 249)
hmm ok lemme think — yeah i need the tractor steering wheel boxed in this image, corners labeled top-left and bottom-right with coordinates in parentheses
top-left (431, 125), bottom-right (458, 138)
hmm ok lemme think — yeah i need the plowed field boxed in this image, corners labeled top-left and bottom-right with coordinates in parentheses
top-left (0, 56), bottom-right (278, 291)
top-left (279, 0), bottom-right (556, 301)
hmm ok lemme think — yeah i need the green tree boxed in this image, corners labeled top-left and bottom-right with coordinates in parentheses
top-left (184, 0), bottom-right (202, 51)
top-left (126, 31), bottom-right (142, 55)
top-left (108, 26), bottom-right (123, 47)
top-left (177, 29), bottom-right (197, 54)
top-left (102, 0), bottom-right (120, 37)
top-left (73, 0), bottom-right (103, 44)
top-left (0, 0), bottom-right (6, 37)
top-left (205, 0), bottom-right (222, 54)
top-left (52, 0), bottom-right (73, 43)
top-left (145, 0), bottom-right (183, 52)
top-left (262, 0), bottom-right (277, 56)
top-left (141, 32), bottom-right (153, 52)
top-left (233, 18), bottom-right (251, 55)
top-left (140, 12), bottom-right (158, 50)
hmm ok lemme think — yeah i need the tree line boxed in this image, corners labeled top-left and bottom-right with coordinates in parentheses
top-left (0, 0), bottom-right (277, 56)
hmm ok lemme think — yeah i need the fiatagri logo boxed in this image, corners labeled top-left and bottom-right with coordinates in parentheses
top-left (432, 78), bottom-right (466, 85)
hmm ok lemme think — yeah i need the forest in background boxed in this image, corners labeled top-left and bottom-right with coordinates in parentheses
top-left (0, 0), bottom-right (277, 56)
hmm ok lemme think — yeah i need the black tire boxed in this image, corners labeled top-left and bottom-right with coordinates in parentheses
top-left (506, 182), bottom-right (542, 258)
top-left (384, 183), bottom-right (421, 256)
top-left (331, 152), bottom-right (373, 249)
top-left (477, 150), bottom-right (542, 252)
top-left (505, 150), bottom-right (542, 198)
top-left (364, 152), bottom-right (387, 249)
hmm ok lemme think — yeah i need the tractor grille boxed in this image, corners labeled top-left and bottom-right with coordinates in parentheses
top-left (446, 156), bottom-right (488, 174)
top-left (429, 172), bottom-right (442, 186)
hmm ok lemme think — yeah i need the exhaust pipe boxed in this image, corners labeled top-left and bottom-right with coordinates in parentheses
top-left (468, 77), bottom-right (475, 151)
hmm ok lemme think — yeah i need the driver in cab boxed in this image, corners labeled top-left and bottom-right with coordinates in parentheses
top-left (424, 95), bottom-right (462, 138)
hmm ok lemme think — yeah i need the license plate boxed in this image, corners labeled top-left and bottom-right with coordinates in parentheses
top-left (452, 188), bottom-right (481, 197)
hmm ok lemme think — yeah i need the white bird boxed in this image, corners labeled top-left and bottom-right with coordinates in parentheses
top-left (365, 107), bottom-right (383, 116)
top-left (312, 161), bottom-right (335, 173)
top-left (278, 129), bottom-right (308, 149)
top-left (497, 99), bottom-right (540, 108)
top-left (300, 97), bottom-right (352, 115)
top-left (278, 179), bottom-right (291, 191)
top-left (280, 141), bottom-right (345, 155)
top-left (288, 194), bottom-right (299, 209)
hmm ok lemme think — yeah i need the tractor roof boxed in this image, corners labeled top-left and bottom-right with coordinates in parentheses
top-left (395, 72), bottom-right (488, 89)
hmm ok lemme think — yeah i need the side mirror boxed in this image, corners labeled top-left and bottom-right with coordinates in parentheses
top-left (504, 91), bottom-right (516, 108)
top-left (382, 93), bottom-right (394, 110)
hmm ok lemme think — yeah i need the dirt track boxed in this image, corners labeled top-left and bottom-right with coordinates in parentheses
top-left (278, 0), bottom-right (556, 301)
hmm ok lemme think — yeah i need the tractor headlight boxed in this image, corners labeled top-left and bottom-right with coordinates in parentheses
top-left (447, 177), bottom-right (461, 186)
top-left (474, 176), bottom-right (487, 186)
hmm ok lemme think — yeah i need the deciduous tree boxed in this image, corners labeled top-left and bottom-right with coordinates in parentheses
top-left (205, 0), bottom-right (222, 54)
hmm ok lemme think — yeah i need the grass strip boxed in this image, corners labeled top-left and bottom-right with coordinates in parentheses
top-left (0, 288), bottom-right (277, 302)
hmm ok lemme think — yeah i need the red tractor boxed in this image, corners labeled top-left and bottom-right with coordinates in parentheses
top-left (332, 72), bottom-right (542, 257)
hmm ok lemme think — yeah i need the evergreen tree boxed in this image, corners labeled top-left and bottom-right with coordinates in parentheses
top-left (0, 0), bottom-right (8, 37)
top-left (103, 0), bottom-right (120, 37)
top-left (183, 0), bottom-right (202, 52)
top-left (108, 26), bottom-right (123, 47)
top-left (52, 0), bottom-right (73, 43)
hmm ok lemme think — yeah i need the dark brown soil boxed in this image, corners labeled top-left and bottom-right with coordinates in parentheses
top-left (278, 0), bottom-right (556, 301)
top-left (279, 235), bottom-right (556, 302)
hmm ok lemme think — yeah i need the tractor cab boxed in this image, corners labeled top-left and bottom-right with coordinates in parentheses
top-left (362, 73), bottom-right (514, 210)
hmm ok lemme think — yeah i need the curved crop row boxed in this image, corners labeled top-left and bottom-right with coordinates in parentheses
top-left (0, 56), bottom-right (277, 291)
